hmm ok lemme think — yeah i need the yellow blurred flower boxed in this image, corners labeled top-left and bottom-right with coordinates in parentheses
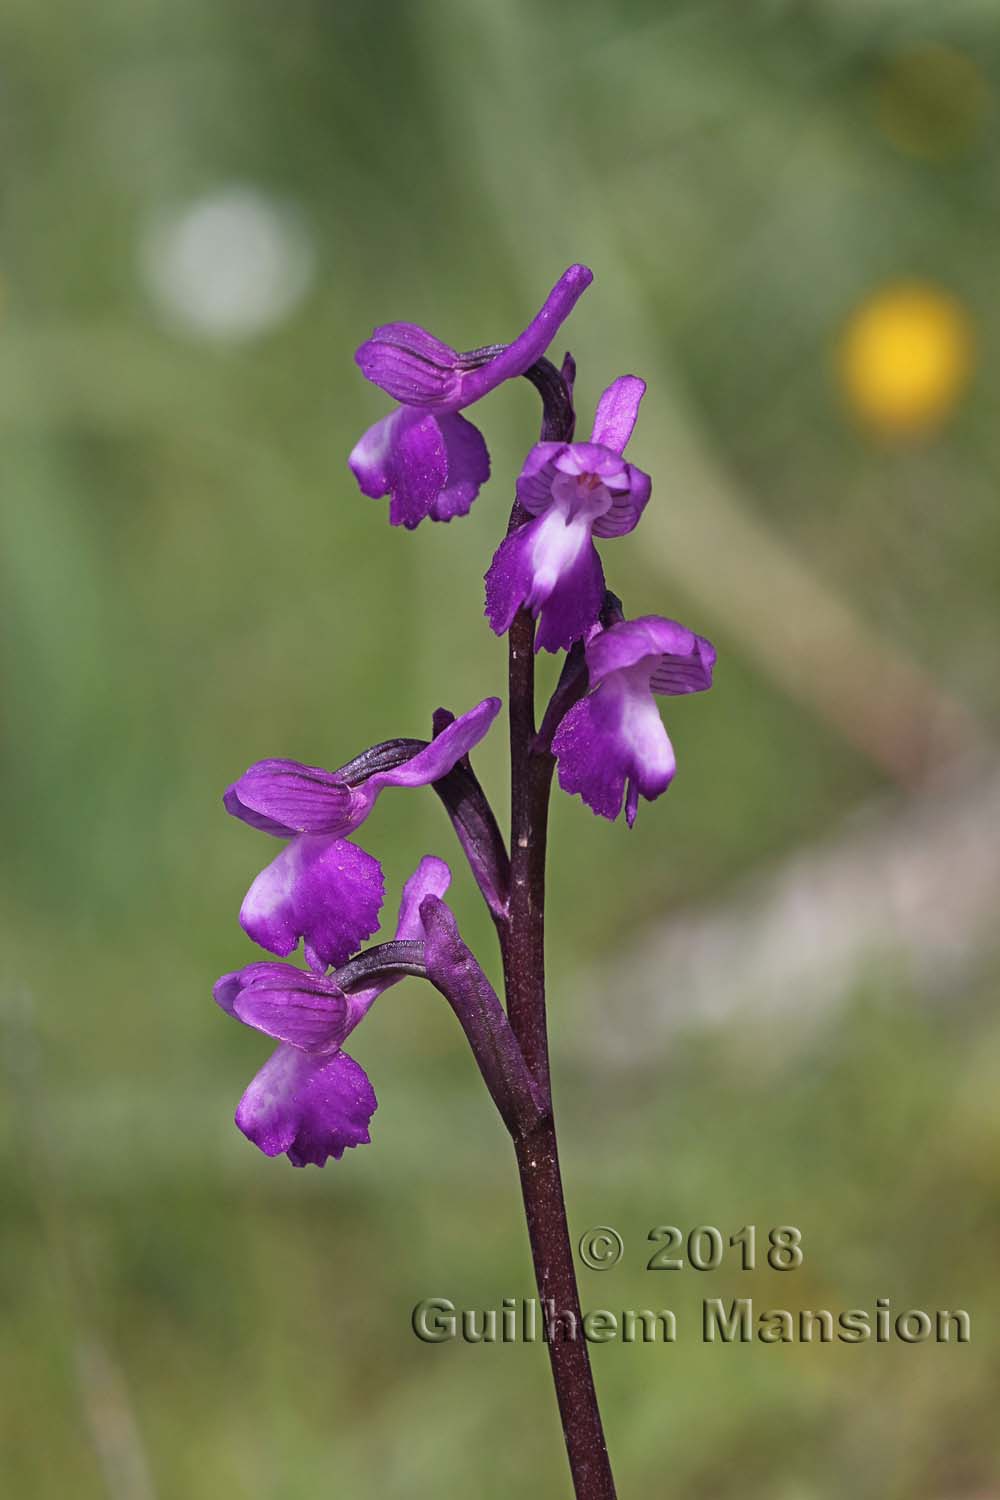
top-left (837, 282), bottom-right (974, 438)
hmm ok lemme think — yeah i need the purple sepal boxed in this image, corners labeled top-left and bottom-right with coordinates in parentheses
top-left (354, 323), bottom-right (463, 407)
top-left (214, 961), bottom-right (304, 1019)
top-left (589, 375), bottom-right (646, 455)
top-left (236, 1046), bottom-right (377, 1168)
top-left (552, 615), bottom-right (715, 826)
top-left (233, 975), bottom-right (348, 1051)
top-left (215, 962), bottom-right (348, 1050)
top-left (349, 408), bottom-right (490, 529)
top-left (240, 835), bottom-right (384, 971)
top-left (225, 760), bottom-right (353, 838)
top-left (587, 616), bottom-right (716, 694)
top-left (226, 700), bottom-right (500, 844)
top-left (395, 855), bottom-right (451, 942)
top-left (353, 265), bottom-right (593, 415)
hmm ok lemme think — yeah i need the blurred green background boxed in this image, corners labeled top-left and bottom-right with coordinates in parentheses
top-left (2, 1), bottom-right (999, 1496)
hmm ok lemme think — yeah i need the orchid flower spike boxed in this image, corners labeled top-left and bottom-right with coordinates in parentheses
top-left (349, 265), bottom-right (593, 529)
top-left (214, 857), bottom-right (451, 1167)
top-left (224, 698), bottom-right (500, 971)
top-left (484, 375), bottom-right (651, 652)
top-left (552, 616), bottom-right (715, 826)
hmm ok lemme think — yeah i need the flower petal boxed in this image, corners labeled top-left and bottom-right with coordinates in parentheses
top-left (232, 969), bottom-right (348, 1051)
top-left (587, 616), bottom-right (691, 684)
top-left (350, 409), bottom-right (489, 530)
top-left (514, 442), bottom-right (569, 515)
top-left (240, 835), bottom-right (384, 970)
top-left (427, 413), bottom-right (490, 522)
top-left (484, 524), bottom-right (535, 639)
top-left (339, 855), bottom-right (454, 1034)
top-left (349, 408), bottom-right (447, 527)
top-left (649, 634), bottom-right (717, 696)
top-left (590, 463), bottom-right (651, 539)
top-left (553, 678), bottom-right (675, 824)
top-left (355, 323), bottom-right (463, 406)
top-left (236, 1045), bottom-right (377, 1167)
top-left (589, 375), bottom-right (646, 455)
top-left (213, 968), bottom-right (246, 1018)
top-left (214, 961), bottom-right (314, 1018)
top-left (533, 530), bottom-right (605, 652)
top-left (395, 855), bottom-right (452, 941)
top-left (225, 760), bottom-right (352, 838)
top-left (587, 616), bottom-right (715, 692)
top-left (485, 515), bottom-right (605, 652)
top-left (347, 411), bottom-right (397, 500)
top-left (383, 409), bottom-right (449, 529)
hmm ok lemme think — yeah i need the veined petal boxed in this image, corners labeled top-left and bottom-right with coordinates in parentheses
top-left (225, 760), bottom-right (352, 838)
top-left (587, 616), bottom-right (714, 693)
top-left (214, 961), bottom-right (306, 1018)
top-left (590, 462), bottom-right (651, 539)
top-left (649, 633), bottom-right (717, 696)
top-left (232, 970), bottom-right (348, 1051)
top-left (355, 323), bottom-right (463, 406)
top-left (514, 442), bottom-right (569, 515)
top-left (589, 375), bottom-right (646, 455)
top-left (354, 265), bottom-right (592, 415)
top-left (215, 960), bottom-right (325, 1020)
top-left (236, 1045), bottom-right (377, 1167)
top-left (240, 835), bottom-right (384, 971)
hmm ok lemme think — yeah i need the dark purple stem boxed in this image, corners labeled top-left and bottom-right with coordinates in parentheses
top-left (501, 359), bottom-right (617, 1500)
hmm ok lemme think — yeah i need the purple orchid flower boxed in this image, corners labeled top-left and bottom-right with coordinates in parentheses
top-left (224, 697), bottom-right (500, 971)
top-left (215, 856), bottom-right (451, 1167)
top-left (484, 375), bottom-right (651, 652)
top-left (349, 265), bottom-right (593, 529)
top-left (552, 615), bottom-right (715, 827)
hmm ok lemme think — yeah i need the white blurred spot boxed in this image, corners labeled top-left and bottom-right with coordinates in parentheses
top-left (141, 185), bottom-right (314, 341)
top-left (575, 756), bottom-right (1000, 1064)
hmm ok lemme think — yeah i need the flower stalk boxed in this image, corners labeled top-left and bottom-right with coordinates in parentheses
top-left (501, 372), bottom-right (618, 1499)
top-left (213, 266), bottom-right (717, 1499)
